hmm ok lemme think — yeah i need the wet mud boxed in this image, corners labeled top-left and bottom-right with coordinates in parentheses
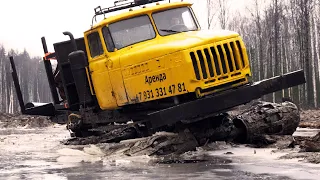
top-left (62, 101), bottom-right (308, 164)
top-left (299, 110), bottom-right (320, 129)
top-left (1, 125), bottom-right (305, 180)
top-left (1, 106), bottom-right (320, 179)
top-left (0, 113), bottom-right (53, 128)
top-left (1, 101), bottom-right (319, 166)
top-left (277, 131), bottom-right (320, 164)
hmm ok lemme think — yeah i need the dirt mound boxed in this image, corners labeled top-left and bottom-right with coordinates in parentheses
top-left (300, 110), bottom-right (320, 122)
top-left (0, 113), bottom-right (54, 128)
top-left (299, 110), bottom-right (320, 129)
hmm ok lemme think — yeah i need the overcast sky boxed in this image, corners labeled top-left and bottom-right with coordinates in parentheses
top-left (0, 0), bottom-right (247, 57)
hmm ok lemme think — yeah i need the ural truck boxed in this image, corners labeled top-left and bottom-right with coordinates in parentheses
top-left (9, 0), bottom-right (305, 137)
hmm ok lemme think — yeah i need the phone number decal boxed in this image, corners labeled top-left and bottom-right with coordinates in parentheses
top-left (137, 83), bottom-right (187, 101)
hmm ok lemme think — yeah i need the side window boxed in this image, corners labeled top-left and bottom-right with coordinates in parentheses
top-left (87, 32), bottom-right (103, 58)
top-left (102, 27), bottom-right (115, 52)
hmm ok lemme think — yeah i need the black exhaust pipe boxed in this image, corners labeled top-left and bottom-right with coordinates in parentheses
top-left (63, 31), bottom-right (77, 51)
top-left (63, 31), bottom-right (94, 107)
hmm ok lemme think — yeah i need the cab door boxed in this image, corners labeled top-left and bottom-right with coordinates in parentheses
top-left (86, 30), bottom-right (118, 110)
top-left (101, 26), bottom-right (129, 106)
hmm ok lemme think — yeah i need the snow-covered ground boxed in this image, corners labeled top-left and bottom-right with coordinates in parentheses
top-left (1, 124), bottom-right (320, 180)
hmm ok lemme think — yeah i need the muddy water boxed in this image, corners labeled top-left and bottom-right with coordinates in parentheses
top-left (0, 125), bottom-right (319, 180)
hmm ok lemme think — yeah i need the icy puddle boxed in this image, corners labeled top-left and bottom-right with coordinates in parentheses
top-left (0, 125), bottom-right (320, 180)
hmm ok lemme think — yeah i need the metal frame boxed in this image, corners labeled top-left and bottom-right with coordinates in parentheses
top-left (94, 0), bottom-right (166, 15)
top-left (147, 70), bottom-right (306, 130)
top-left (41, 37), bottom-right (61, 105)
top-left (9, 56), bottom-right (56, 116)
top-left (91, 0), bottom-right (166, 26)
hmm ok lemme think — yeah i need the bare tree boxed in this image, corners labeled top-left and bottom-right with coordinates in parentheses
top-left (207, 0), bottom-right (217, 29)
top-left (273, 0), bottom-right (283, 103)
top-left (0, 47), bottom-right (51, 113)
top-left (217, 0), bottom-right (229, 29)
top-left (227, 0), bottom-right (319, 107)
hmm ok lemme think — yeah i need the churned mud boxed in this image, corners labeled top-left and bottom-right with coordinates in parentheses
top-left (277, 131), bottom-right (320, 164)
top-left (299, 110), bottom-right (320, 129)
top-left (0, 113), bottom-right (54, 128)
top-left (1, 102), bottom-right (320, 179)
top-left (277, 109), bottom-right (320, 164)
top-left (61, 101), bottom-right (320, 166)
top-left (63, 101), bottom-right (302, 160)
top-left (1, 102), bottom-right (319, 167)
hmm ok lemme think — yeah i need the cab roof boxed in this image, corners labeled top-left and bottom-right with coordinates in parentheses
top-left (86, 1), bottom-right (193, 32)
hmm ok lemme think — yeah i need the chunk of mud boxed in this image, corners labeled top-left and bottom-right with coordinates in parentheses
top-left (280, 152), bottom-right (320, 164)
top-left (124, 129), bottom-right (198, 157)
top-left (63, 126), bottom-right (138, 145)
top-left (205, 141), bottom-right (229, 150)
top-left (276, 132), bottom-right (320, 164)
top-left (246, 135), bottom-right (294, 149)
top-left (299, 121), bottom-right (320, 129)
top-left (155, 153), bottom-right (232, 164)
top-left (0, 113), bottom-right (54, 128)
top-left (304, 153), bottom-right (320, 164)
top-left (187, 113), bottom-right (239, 145)
top-left (299, 110), bottom-right (320, 129)
top-left (294, 132), bottom-right (320, 152)
top-left (300, 110), bottom-right (320, 122)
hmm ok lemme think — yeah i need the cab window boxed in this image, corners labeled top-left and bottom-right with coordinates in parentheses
top-left (152, 7), bottom-right (198, 36)
top-left (102, 27), bottom-right (116, 52)
top-left (108, 15), bottom-right (156, 50)
top-left (87, 32), bottom-right (104, 58)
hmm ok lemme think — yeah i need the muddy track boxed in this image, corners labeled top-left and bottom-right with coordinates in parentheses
top-left (1, 101), bottom-right (319, 164)
top-left (62, 101), bottom-right (306, 161)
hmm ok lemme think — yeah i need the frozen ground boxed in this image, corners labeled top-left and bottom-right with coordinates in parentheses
top-left (0, 124), bottom-right (320, 180)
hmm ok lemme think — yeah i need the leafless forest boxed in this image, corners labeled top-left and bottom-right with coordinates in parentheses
top-left (207, 0), bottom-right (320, 108)
top-left (0, 0), bottom-right (320, 114)
top-left (0, 49), bottom-right (51, 113)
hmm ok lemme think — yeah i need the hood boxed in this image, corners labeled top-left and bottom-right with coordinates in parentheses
top-left (120, 30), bottom-right (239, 66)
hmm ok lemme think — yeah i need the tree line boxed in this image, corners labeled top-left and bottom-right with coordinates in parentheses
top-left (207, 0), bottom-right (320, 108)
top-left (0, 47), bottom-right (51, 113)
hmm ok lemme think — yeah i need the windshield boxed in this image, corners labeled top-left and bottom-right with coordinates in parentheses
top-left (153, 7), bottom-right (198, 36)
top-left (108, 15), bottom-right (156, 50)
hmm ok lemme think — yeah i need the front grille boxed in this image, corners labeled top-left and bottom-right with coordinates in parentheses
top-left (190, 40), bottom-right (246, 80)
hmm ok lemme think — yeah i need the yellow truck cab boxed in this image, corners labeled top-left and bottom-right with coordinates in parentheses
top-left (84, 1), bottom-right (252, 111)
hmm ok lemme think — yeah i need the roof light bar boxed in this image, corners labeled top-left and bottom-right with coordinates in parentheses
top-left (94, 0), bottom-right (166, 16)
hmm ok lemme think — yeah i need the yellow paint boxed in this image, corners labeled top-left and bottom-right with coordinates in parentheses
top-left (82, 2), bottom-right (252, 110)
top-left (87, 2), bottom-right (193, 31)
top-left (85, 67), bottom-right (95, 95)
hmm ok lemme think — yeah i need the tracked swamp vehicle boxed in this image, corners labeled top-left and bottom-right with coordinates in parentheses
top-left (10, 0), bottom-right (305, 138)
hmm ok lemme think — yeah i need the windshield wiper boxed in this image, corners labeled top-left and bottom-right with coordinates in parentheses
top-left (159, 29), bottom-right (181, 33)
